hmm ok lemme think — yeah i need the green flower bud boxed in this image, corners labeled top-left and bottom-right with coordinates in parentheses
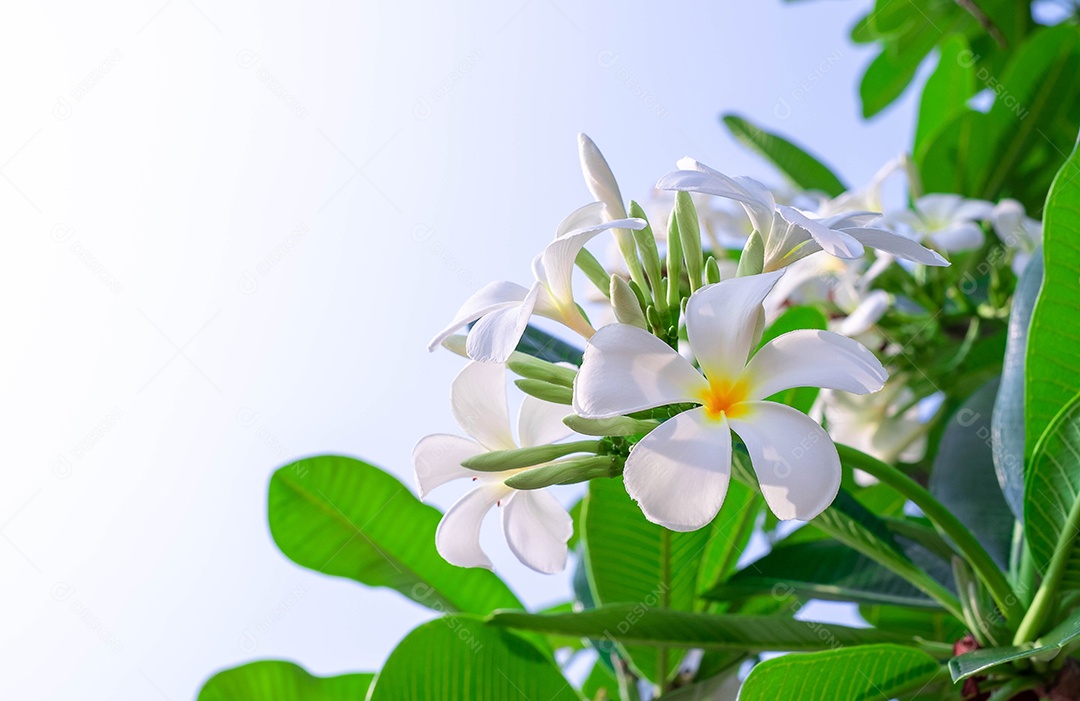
top-left (675, 191), bottom-right (703, 292)
top-left (461, 440), bottom-right (599, 472)
top-left (609, 275), bottom-right (647, 329)
top-left (736, 230), bottom-right (765, 277)
top-left (563, 413), bottom-right (659, 437)
top-left (705, 255), bottom-right (722, 285)
top-left (507, 352), bottom-right (577, 387)
top-left (503, 455), bottom-right (621, 490)
top-left (514, 378), bottom-right (573, 405)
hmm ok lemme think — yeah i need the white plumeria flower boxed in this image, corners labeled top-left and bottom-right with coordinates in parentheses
top-left (413, 361), bottom-right (575, 574)
top-left (428, 216), bottom-right (646, 362)
top-left (657, 159), bottom-right (947, 272)
top-left (818, 380), bottom-right (932, 466)
top-left (573, 272), bottom-right (888, 530)
top-left (823, 154), bottom-right (909, 216)
top-left (991, 198), bottom-right (1042, 275)
top-left (885, 194), bottom-right (993, 252)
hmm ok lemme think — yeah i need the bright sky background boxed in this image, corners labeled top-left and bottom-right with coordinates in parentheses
top-left (1, 1), bottom-right (925, 698)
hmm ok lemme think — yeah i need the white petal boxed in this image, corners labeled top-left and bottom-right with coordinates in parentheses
top-left (557, 201), bottom-right (606, 238)
top-left (836, 290), bottom-right (891, 337)
top-left (540, 218), bottom-right (645, 308)
top-left (428, 281), bottom-right (531, 351)
top-left (451, 361), bottom-right (516, 451)
top-left (517, 395), bottom-right (574, 448)
top-left (951, 198), bottom-right (994, 222)
top-left (777, 205), bottom-right (865, 259)
top-left (502, 489), bottom-right (573, 574)
top-left (624, 407), bottom-right (732, 531)
top-left (436, 482), bottom-right (511, 570)
top-left (412, 434), bottom-right (484, 499)
top-left (574, 324), bottom-right (707, 418)
top-left (929, 222), bottom-right (984, 251)
top-left (466, 283), bottom-right (541, 363)
top-left (685, 271), bottom-right (784, 381)
top-left (915, 193), bottom-right (964, 220)
top-left (578, 133), bottom-right (628, 219)
top-left (729, 402), bottom-right (841, 521)
top-left (844, 227), bottom-right (949, 266)
top-left (743, 329), bottom-right (887, 399)
top-left (657, 164), bottom-right (774, 233)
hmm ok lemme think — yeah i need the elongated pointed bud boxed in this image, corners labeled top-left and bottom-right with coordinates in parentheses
top-left (461, 440), bottom-right (599, 472)
top-left (705, 255), bottom-right (722, 285)
top-left (507, 352), bottom-right (576, 387)
top-left (575, 248), bottom-right (612, 298)
top-left (645, 304), bottom-right (665, 336)
top-left (563, 414), bottom-right (659, 437)
top-left (515, 378), bottom-right (573, 405)
top-left (675, 192), bottom-right (703, 292)
top-left (628, 200), bottom-right (665, 312)
top-left (440, 334), bottom-right (469, 358)
top-left (736, 230), bottom-right (765, 276)
top-left (504, 455), bottom-right (621, 490)
top-left (610, 275), bottom-right (647, 329)
top-left (666, 209), bottom-right (683, 309)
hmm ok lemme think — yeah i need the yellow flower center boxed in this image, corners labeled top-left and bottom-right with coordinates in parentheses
top-left (699, 378), bottom-right (750, 420)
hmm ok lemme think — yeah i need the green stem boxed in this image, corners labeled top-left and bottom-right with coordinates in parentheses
top-left (837, 444), bottom-right (1023, 626)
top-left (1013, 488), bottom-right (1080, 644)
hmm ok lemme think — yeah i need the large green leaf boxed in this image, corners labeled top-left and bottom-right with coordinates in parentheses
top-left (516, 325), bottom-right (584, 365)
top-left (1024, 391), bottom-right (1080, 590)
top-left (992, 251), bottom-right (1043, 522)
top-left (929, 377), bottom-right (1014, 569)
top-left (859, 22), bottom-right (943, 118)
top-left (368, 617), bottom-right (578, 701)
top-left (708, 539), bottom-right (936, 609)
top-left (860, 604), bottom-right (968, 643)
top-left (1026, 133), bottom-right (1080, 460)
top-left (694, 479), bottom-right (759, 597)
top-left (268, 455), bottom-right (520, 615)
top-left (721, 114), bottom-right (846, 197)
top-left (949, 606), bottom-right (1080, 681)
top-left (914, 35), bottom-right (975, 154)
top-left (197, 661), bottom-right (373, 700)
top-left (489, 606), bottom-right (915, 651)
top-left (739, 645), bottom-right (943, 701)
top-left (582, 477), bottom-right (710, 681)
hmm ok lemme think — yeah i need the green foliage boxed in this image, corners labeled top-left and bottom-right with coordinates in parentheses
top-left (721, 114), bottom-right (847, 197)
top-left (367, 617), bottom-right (578, 700)
top-left (268, 455), bottom-right (520, 615)
top-left (950, 607), bottom-right (1080, 681)
top-left (198, 661), bottom-right (373, 701)
top-left (1026, 135), bottom-right (1080, 459)
top-left (740, 645), bottom-right (943, 701)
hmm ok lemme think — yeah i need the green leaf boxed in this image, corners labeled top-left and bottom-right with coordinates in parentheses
top-left (1024, 391), bottom-right (1080, 590)
top-left (368, 617), bottom-right (579, 701)
top-left (740, 645), bottom-right (943, 701)
top-left (860, 604), bottom-right (968, 643)
top-left (581, 662), bottom-right (622, 701)
top-left (694, 480), bottom-right (760, 596)
top-left (860, 28), bottom-right (941, 118)
top-left (197, 661), bottom-right (373, 701)
top-left (721, 114), bottom-right (847, 197)
top-left (488, 606), bottom-right (915, 651)
top-left (916, 110), bottom-right (979, 196)
top-left (929, 377), bottom-right (1014, 569)
top-left (756, 305), bottom-right (828, 414)
top-left (708, 539), bottom-right (937, 609)
top-left (1026, 132), bottom-right (1080, 461)
top-left (582, 478), bottom-right (709, 681)
top-left (993, 250), bottom-right (1043, 522)
top-left (268, 455), bottom-right (520, 615)
top-left (949, 606), bottom-right (1080, 681)
top-left (515, 325), bottom-right (584, 365)
top-left (914, 35), bottom-right (975, 154)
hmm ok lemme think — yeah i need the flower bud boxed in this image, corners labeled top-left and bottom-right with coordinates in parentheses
top-left (507, 352), bottom-right (576, 387)
top-left (610, 275), bottom-right (647, 329)
top-left (514, 378), bottom-right (573, 405)
top-left (503, 455), bottom-right (620, 490)
top-left (461, 440), bottom-right (598, 472)
top-left (675, 191), bottom-right (703, 291)
top-left (563, 414), bottom-right (659, 437)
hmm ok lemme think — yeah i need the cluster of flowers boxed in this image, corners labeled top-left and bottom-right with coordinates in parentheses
top-left (413, 135), bottom-right (1041, 574)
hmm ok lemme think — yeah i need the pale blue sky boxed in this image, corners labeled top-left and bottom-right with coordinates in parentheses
top-left (1, 1), bottom-right (925, 698)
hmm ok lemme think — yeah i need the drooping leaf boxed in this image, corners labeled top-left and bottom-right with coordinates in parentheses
top-left (367, 617), bottom-right (578, 701)
top-left (197, 661), bottom-right (374, 701)
top-left (949, 606), bottom-right (1080, 681)
top-left (859, 604), bottom-right (968, 643)
top-left (914, 35), bottom-right (975, 154)
top-left (709, 538), bottom-right (937, 609)
top-left (993, 250), bottom-right (1043, 522)
top-left (740, 645), bottom-right (943, 701)
top-left (721, 114), bottom-right (846, 197)
top-left (1024, 391), bottom-right (1080, 591)
top-left (1026, 132), bottom-right (1080, 460)
top-left (489, 606), bottom-right (914, 651)
top-left (268, 455), bottom-right (520, 615)
top-left (929, 377), bottom-right (1014, 569)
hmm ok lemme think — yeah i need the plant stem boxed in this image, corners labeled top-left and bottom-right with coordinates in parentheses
top-left (837, 444), bottom-right (1023, 626)
top-left (1013, 488), bottom-right (1080, 644)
